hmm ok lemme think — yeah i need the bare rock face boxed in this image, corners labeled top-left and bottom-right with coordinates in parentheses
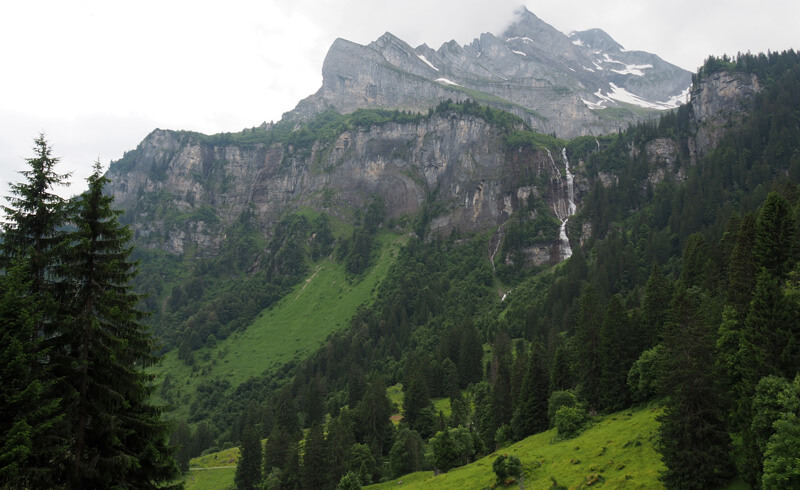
top-left (106, 114), bottom-right (577, 259)
top-left (290, 8), bottom-right (692, 139)
top-left (691, 71), bottom-right (761, 157)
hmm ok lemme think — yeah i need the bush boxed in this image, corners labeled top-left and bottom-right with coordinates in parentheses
top-left (547, 390), bottom-right (578, 424)
top-left (554, 405), bottom-right (589, 439)
top-left (492, 454), bottom-right (522, 486)
top-left (336, 471), bottom-right (362, 490)
top-left (495, 423), bottom-right (515, 449)
top-left (627, 344), bottom-right (664, 402)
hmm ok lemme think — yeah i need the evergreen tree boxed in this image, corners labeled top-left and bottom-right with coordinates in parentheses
top-left (234, 424), bottom-right (262, 489)
top-left (355, 374), bottom-right (393, 456)
top-left (489, 330), bottom-right (514, 445)
top-left (0, 134), bottom-right (70, 294)
top-left (326, 409), bottom-right (356, 485)
top-left (727, 214), bottom-right (758, 315)
top-left (170, 420), bottom-right (195, 473)
top-left (0, 264), bottom-right (65, 487)
top-left (457, 322), bottom-right (484, 387)
top-left (754, 192), bottom-right (795, 279)
top-left (574, 286), bottom-right (603, 411)
top-left (511, 341), bottom-right (550, 439)
top-left (0, 135), bottom-right (70, 487)
top-left (599, 294), bottom-right (633, 412)
top-left (301, 422), bottom-right (329, 489)
top-left (657, 286), bottom-right (734, 489)
top-left (642, 264), bottom-right (673, 347)
top-left (403, 362), bottom-right (432, 433)
top-left (263, 425), bottom-right (290, 476)
top-left (59, 163), bottom-right (178, 487)
top-left (549, 340), bottom-right (573, 392)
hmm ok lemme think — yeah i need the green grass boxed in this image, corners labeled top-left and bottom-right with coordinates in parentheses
top-left (369, 404), bottom-right (666, 489)
top-left (153, 231), bottom-right (404, 420)
top-left (183, 466), bottom-right (236, 490)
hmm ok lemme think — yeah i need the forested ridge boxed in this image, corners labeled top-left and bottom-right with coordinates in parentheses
top-left (2, 50), bottom-right (800, 489)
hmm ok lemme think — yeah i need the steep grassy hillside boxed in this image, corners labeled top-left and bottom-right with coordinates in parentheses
top-left (370, 405), bottom-right (665, 489)
top-left (152, 230), bottom-right (404, 421)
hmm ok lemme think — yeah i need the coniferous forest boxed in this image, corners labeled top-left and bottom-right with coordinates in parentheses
top-left (2, 50), bottom-right (800, 489)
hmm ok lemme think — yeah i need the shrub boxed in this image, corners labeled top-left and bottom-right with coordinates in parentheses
top-left (493, 454), bottom-right (522, 486)
top-left (554, 405), bottom-right (589, 439)
top-left (547, 390), bottom-right (578, 424)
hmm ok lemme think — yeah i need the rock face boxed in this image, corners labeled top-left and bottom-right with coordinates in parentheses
top-left (104, 12), bottom-right (757, 265)
top-left (290, 7), bottom-right (692, 139)
top-left (690, 70), bottom-right (761, 157)
top-left (106, 114), bottom-right (577, 261)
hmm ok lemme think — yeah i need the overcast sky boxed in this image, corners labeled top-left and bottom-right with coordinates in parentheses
top-left (1, 0), bottom-right (796, 198)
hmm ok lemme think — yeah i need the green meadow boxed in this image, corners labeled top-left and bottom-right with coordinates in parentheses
top-left (153, 231), bottom-right (403, 420)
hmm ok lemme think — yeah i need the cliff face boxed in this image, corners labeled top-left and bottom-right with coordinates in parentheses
top-left (107, 114), bottom-right (576, 262)
top-left (106, 66), bottom-right (761, 265)
top-left (690, 70), bottom-right (761, 157)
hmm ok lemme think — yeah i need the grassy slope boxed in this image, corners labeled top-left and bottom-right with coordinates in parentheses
top-left (153, 231), bottom-right (403, 420)
top-left (370, 405), bottom-right (666, 490)
top-left (180, 402), bottom-right (750, 490)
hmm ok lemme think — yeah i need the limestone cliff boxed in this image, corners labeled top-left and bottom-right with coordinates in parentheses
top-left (107, 113), bottom-right (577, 263)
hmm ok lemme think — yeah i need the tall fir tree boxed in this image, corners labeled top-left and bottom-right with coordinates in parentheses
top-left (58, 163), bottom-right (178, 488)
top-left (657, 286), bottom-right (734, 489)
top-left (0, 264), bottom-right (65, 487)
top-left (0, 136), bottom-right (71, 486)
top-left (726, 214), bottom-right (758, 315)
top-left (301, 422), bottom-right (329, 489)
top-left (754, 192), bottom-right (795, 279)
top-left (574, 286), bottom-right (603, 411)
top-left (511, 341), bottom-right (550, 439)
top-left (234, 424), bottom-right (262, 490)
top-left (0, 134), bottom-right (70, 294)
top-left (599, 294), bottom-right (633, 412)
top-left (642, 264), bottom-right (673, 347)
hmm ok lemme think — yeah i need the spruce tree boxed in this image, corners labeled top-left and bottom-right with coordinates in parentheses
top-left (301, 422), bottom-right (329, 489)
top-left (0, 134), bottom-right (70, 294)
top-left (234, 425), bottom-right (262, 489)
top-left (657, 286), bottom-right (733, 489)
top-left (0, 264), bottom-right (65, 487)
top-left (727, 214), bottom-right (757, 315)
top-left (754, 192), bottom-right (795, 279)
top-left (511, 341), bottom-right (550, 439)
top-left (599, 294), bottom-right (633, 412)
top-left (574, 286), bottom-right (603, 411)
top-left (0, 135), bottom-right (71, 486)
top-left (58, 163), bottom-right (178, 487)
top-left (642, 264), bottom-right (673, 346)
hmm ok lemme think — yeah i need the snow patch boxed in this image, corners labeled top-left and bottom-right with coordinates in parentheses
top-left (417, 54), bottom-right (439, 72)
top-left (435, 78), bottom-right (461, 87)
top-left (506, 36), bottom-right (535, 44)
top-left (610, 63), bottom-right (653, 76)
top-left (511, 50), bottom-right (526, 56)
top-left (582, 83), bottom-right (690, 110)
top-left (572, 39), bottom-right (585, 47)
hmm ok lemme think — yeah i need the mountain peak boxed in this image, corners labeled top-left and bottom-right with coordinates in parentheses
top-left (501, 6), bottom-right (563, 42)
top-left (569, 28), bottom-right (624, 52)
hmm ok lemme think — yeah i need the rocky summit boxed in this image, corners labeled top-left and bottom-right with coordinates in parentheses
top-left (289, 7), bottom-right (692, 138)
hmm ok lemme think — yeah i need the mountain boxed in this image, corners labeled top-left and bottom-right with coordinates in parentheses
top-left (288, 7), bottom-right (692, 138)
top-left (96, 10), bottom-right (800, 488)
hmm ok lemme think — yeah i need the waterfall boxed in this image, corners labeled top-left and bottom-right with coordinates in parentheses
top-left (558, 148), bottom-right (576, 261)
